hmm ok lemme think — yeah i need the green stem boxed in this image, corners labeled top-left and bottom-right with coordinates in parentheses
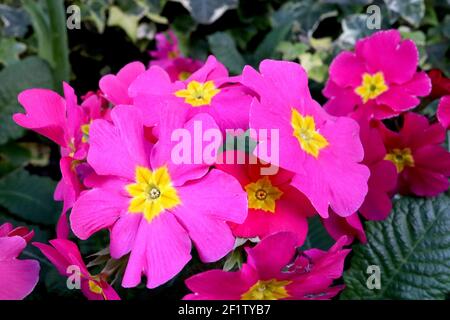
top-left (45, 0), bottom-right (71, 92)
top-left (23, 0), bottom-right (53, 64)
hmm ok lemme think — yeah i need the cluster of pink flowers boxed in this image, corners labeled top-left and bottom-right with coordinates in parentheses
top-left (5, 29), bottom-right (450, 300)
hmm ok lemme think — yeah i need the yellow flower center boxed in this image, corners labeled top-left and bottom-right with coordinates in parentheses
top-left (355, 72), bottom-right (388, 103)
top-left (174, 80), bottom-right (220, 107)
top-left (291, 109), bottom-right (328, 158)
top-left (384, 148), bottom-right (415, 173)
top-left (241, 279), bottom-right (291, 300)
top-left (88, 280), bottom-right (103, 295)
top-left (81, 123), bottom-right (91, 143)
top-left (126, 166), bottom-right (181, 222)
top-left (244, 177), bottom-right (283, 213)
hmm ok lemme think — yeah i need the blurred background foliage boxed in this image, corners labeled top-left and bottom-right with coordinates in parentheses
top-left (0, 0), bottom-right (449, 300)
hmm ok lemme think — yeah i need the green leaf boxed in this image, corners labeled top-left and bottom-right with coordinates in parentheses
top-left (0, 4), bottom-right (30, 37)
top-left (337, 14), bottom-right (376, 49)
top-left (0, 169), bottom-right (61, 225)
top-left (0, 38), bottom-right (26, 66)
top-left (384, 0), bottom-right (425, 27)
top-left (341, 195), bottom-right (450, 300)
top-left (176, 0), bottom-right (238, 24)
top-left (0, 142), bottom-right (31, 176)
top-left (253, 22), bottom-right (292, 63)
top-left (207, 32), bottom-right (246, 74)
top-left (301, 215), bottom-right (334, 251)
top-left (107, 6), bottom-right (140, 42)
top-left (276, 41), bottom-right (309, 61)
top-left (272, 0), bottom-right (337, 36)
top-left (0, 56), bottom-right (54, 145)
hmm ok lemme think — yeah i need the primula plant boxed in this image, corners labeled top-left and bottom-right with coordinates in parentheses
top-left (0, 0), bottom-right (449, 302)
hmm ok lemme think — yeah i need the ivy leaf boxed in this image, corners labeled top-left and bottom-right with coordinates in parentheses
top-left (175, 0), bottom-right (238, 24)
top-left (341, 195), bottom-right (450, 300)
top-left (337, 14), bottom-right (376, 49)
top-left (384, 0), bottom-right (425, 27)
top-left (0, 169), bottom-right (61, 226)
top-left (0, 4), bottom-right (30, 37)
top-left (107, 6), bottom-right (140, 42)
top-left (272, 0), bottom-right (337, 36)
top-left (0, 56), bottom-right (54, 145)
top-left (207, 32), bottom-right (246, 74)
top-left (0, 38), bottom-right (26, 66)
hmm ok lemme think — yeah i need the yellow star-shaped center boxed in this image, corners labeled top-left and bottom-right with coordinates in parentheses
top-left (291, 109), bottom-right (328, 158)
top-left (174, 80), bottom-right (220, 107)
top-left (384, 148), bottom-right (415, 173)
top-left (125, 166), bottom-right (180, 222)
top-left (355, 72), bottom-right (388, 103)
top-left (244, 177), bottom-right (283, 213)
top-left (241, 279), bottom-right (292, 300)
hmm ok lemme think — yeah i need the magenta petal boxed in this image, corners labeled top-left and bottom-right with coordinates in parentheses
top-left (70, 188), bottom-right (127, 240)
top-left (187, 55), bottom-right (228, 83)
top-left (437, 96), bottom-right (450, 129)
top-left (246, 232), bottom-right (299, 280)
top-left (144, 212), bottom-right (192, 288)
top-left (175, 169), bottom-right (248, 223)
top-left (110, 213), bottom-right (142, 259)
top-left (329, 51), bottom-right (366, 87)
top-left (184, 269), bottom-right (250, 300)
top-left (99, 61), bottom-right (146, 105)
top-left (356, 30), bottom-right (418, 84)
top-left (323, 80), bottom-right (360, 117)
top-left (0, 236), bottom-right (26, 260)
top-left (171, 193), bottom-right (236, 263)
top-left (14, 89), bottom-right (67, 147)
top-left (0, 259), bottom-right (40, 300)
top-left (322, 211), bottom-right (366, 245)
top-left (88, 106), bottom-right (151, 180)
top-left (151, 109), bottom-right (220, 186)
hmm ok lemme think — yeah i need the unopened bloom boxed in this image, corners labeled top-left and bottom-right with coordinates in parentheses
top-left (184, 232), bottom-right (350, 300)
top-left (0, 223), bottom-right (40, 300)
top-left (34, 239), bottom-right (120, 300)
top-left (70, 105), bottom-right (247, 288)
top-left (379, 112), bottom-right (450, 196)
top-left (242, 59), bottom-right (370, 218)
top-left (323, 30), bottom-right (431, 119)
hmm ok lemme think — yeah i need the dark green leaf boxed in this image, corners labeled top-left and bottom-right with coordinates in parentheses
top-left (0, 169), bottom-right (61, 225)
top-left (384, 0), bottom-right (425, 27)
top-left (341, 195), bottom-right (450, 299)
top-left (301, 215), bottom-right (334, 251)
top-left (0, 4), bottom-right (30, 37)
top-left (177, 0), bottom-right (238, 24)
top-left (0, 56), bottom-right (54, 145)
top-left (207, 32), bottom-right (246, 74)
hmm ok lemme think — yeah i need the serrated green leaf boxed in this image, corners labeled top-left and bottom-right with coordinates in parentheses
top-left (207, 32), bottom-right (246, 74)
top-left (0, 169), bottom-right (61, 225)
top-left (0, 56), bottom-right (54, 145)
top-left (341, 195), bottom-right (450, 300)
